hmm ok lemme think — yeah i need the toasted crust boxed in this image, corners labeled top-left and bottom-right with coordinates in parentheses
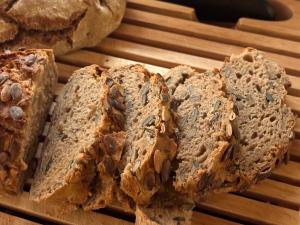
top-left (0, 49), bottom-right (57, 193)
top-left (0, 0), bottom-right (126, 55)
top-left (30, 65), bottom-right (126, 210)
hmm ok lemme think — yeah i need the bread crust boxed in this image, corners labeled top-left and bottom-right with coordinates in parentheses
top-left (0, 0), bottom-right (126, 55)
top-left (0, 49), bottom-right (57, 193)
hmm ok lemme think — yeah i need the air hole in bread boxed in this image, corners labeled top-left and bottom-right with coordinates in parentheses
top-left (251, 132), bottom-right (258, 139)
top-left (255, 84), bottom-right (261, 93)
top-left (270, 116), bottom-right (276, 122)
top-left (236, 73), bottom-right (242, 79)
top-left (243, 54), bottom-right (254, 62)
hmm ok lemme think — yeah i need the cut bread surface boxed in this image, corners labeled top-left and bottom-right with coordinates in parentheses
top-left (108, 65), bottom-right (177, 205)
top-left (164, 66), bottom-right (236, 199)
top-left (30, 65), bottom-right (126, 210)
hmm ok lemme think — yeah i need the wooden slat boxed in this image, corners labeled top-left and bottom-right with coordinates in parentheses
top-left (198, 193), bottom-right (299, 225)
top-left (290, 140), bottom-right (300, 161)
top-left (295, 119), bottom-right (300, 135)
top-left (56, 63), bottom-right (76, 83)
top-left (0, 192), bottom-right (132, 225)
top-left (286, 95), bottom-right (300, 114)
top-left (245, 179), bottom-right (300, 209)
top-left (236, 0), bottom-right (300, 41)
top-left (123, 8), bottom-right (300, 58)
top-left (113, 23), bottom-right (300, 76)
top-left (127, 0), bottom-right (197, 21)
top-left (57, 50), bottom-right (168, 75)
top-left (0, 212), bottom-right (40, 225)
top-left (271, 161), bottom-right (300, 186)
top-left (192, 212), bottom-right (240, 225)
top-left (94, 37), bottom-right (223, 70)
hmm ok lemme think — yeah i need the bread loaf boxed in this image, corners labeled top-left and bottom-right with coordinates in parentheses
top-left (30, 65), bottom-right (126, 210)
top-left (0, 0), bottom-right (126, 55)
top-left (0, 49), bottom-right (57, 193)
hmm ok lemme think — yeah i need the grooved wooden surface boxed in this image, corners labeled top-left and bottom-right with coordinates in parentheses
top-left (1, 0), bottom-right (300, 224)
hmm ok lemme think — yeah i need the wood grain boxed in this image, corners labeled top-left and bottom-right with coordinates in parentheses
top-left (237, 0), bottom-right (300, 41)
top-left (0, 192), bottom-right (132, 225)
top-left (127, 0), bottom-right (197, 20)
top-left (113, 23), bottom-right (300, 76)
top-left (198, 193), bottom-right (299, 225)
top-left (0, 212), bottom-right (40, 225)
top-left (124, 8), bottom-right (300, 58)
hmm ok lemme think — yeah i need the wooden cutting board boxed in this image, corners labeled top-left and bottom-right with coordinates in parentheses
top-left (1, 0), bottom-right (300, 224)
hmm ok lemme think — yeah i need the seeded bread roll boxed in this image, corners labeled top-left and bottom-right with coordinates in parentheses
top-left (108, 65), bottom-right (177, 205)
top-left (0, 0), bottom-right (126, 55)
top-left (164, 66), bottom-right (236, 200)
top-left (30, 65), bottom-right (126, 210)
top-left (135, 185), bottom-right (194, 225)
top-left (0, 49), bottom-right (57, 194)
top-left (219, 48), bottom-right (296, 191)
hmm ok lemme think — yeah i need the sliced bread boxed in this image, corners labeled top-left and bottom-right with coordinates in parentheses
top-left (30, 65), bottom-right (126, 209)
top-left (164, 66), bottom-right (237, 199)
top-left (0, 49), bottom-right (57, 193)
top-left (219, 48), bottom-right (296, 190)
top-left (135, 185), bottom-right (194, 225)
top-left (108, 65), bottom-right (177, 205)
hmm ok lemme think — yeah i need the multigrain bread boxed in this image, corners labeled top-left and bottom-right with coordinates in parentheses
top-left (218, 48), bottom-right (296, 191)
top-left (163, 66), bottom-right (237, 200)
top-left (0, 49), bottom-right (57, 193)
top-left (0, 0), bottom-right (126, 55)
top-left (30, 65), bottom-right (126, 210)
top-left (107, 65), bottom-right (177, 205)
top-left (135, 185), bottom-right (194, 225)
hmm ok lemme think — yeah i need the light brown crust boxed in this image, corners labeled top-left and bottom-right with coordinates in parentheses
top-left (0, 16), bottom-right (18, 43)
top-left (7, 0), bottom-right (87, 31)
top-left (0, 0), bottom-right (126, 55)
top-left (0, 49), bottom-right (57, 193)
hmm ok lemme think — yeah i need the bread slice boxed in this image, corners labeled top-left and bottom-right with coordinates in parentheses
top-left (164, 66), bottom-right (237, 200)
top-left (0, 49), bottom-right (57, 194)
top-left (135, 185), bottom-right (194, 225)
top-left (107, 65), bottom-right (177, 205)
top-left (30, 65), bottom-right (126, 210)
top-left (219, 48), bottom-right (296, 190)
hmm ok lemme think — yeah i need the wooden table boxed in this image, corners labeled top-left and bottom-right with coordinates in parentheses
top-left (1, 0), bottom-right (300, 224)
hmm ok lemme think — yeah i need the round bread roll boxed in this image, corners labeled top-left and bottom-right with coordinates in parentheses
top-left (0, 0), bottom-right (126, 55)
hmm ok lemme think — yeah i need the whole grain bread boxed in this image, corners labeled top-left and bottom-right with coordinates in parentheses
top-left (135, 185), bottom-right (194, 225)
top-left (107, 65), bottom-right (177, 205)
top-left (0, 49), bottom-right (57, 193)
top-left (218, 48), bottom-right (296, 191)
top-left (0, 0), bottom-right (126, 55)
top-left (30, 65), bottom-right (126, 210)
top-left (164, 66), bottom-right (237, 200)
